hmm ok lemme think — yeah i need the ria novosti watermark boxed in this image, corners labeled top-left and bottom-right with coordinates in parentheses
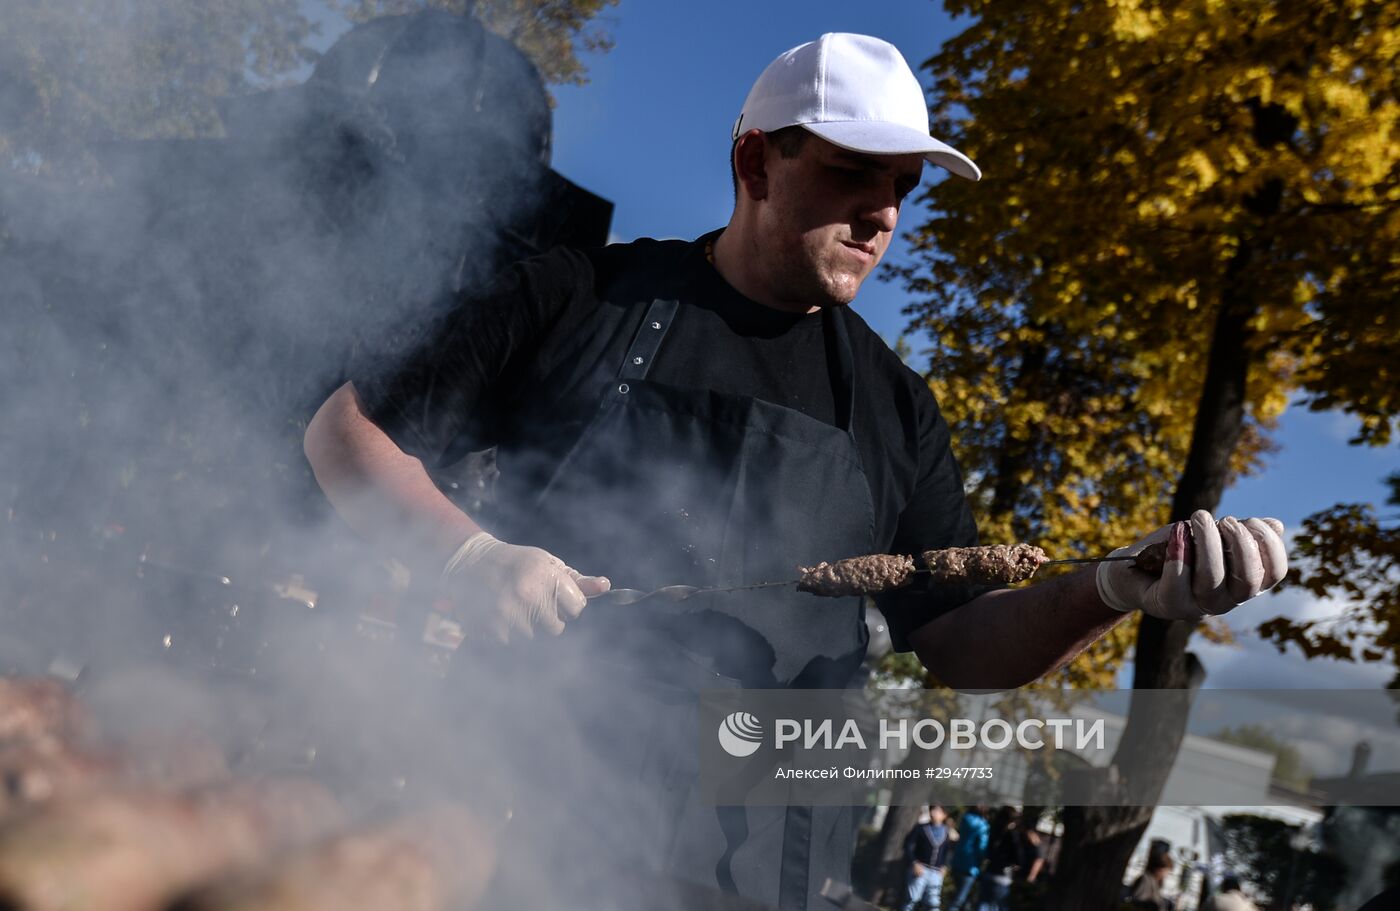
top-left (698, 689), bottom-right (1400, 807)
top-left (719, 711), bottom-right (1105, 756)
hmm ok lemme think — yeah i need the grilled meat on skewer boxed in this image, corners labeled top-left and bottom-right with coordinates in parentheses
top-left (0, 734), bottom-right (228, 818)
top-left (0, 779), bottom-right (341, 911)
top-left (797, 545), bottom-right (1049, 597)
top-left (921, 544), bottom-right (1048, 585)
top-left (0, 679), bottom-right (92, 746)
top-left (174, 805), bottom-right (499, 911)
top-left (796, 555), bottom-right (916, 597)
top-left (0, 738), bottom-right (114, 814)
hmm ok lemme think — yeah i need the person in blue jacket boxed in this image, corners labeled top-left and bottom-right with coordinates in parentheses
top-left (948, 804), bottom-right (990, 911)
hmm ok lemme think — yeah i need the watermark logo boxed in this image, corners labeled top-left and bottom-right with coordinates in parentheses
top-left (717, 711), bottom-right (764, 757)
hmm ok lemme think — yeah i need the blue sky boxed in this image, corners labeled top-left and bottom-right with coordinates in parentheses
top-left (316, 1), bottom-right (1397, 685)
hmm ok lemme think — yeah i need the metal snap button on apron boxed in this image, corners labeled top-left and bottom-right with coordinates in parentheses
top-left (632, 356), bottom-right (644, 365)
top-left (618, 382), bottom-right (629, 394)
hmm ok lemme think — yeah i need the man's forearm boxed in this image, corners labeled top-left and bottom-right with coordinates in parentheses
top-left (907, 568), bottom-right (1126, 689)
top-left (304, 382), bottom-right (481, 575)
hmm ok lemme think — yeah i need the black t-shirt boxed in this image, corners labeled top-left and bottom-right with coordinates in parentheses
top-left (357, 232), bottom-right (988, 650)
top-left (985, 828), bottom-right (1026, 876)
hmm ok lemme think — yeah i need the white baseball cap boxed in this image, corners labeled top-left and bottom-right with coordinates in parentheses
top-left (733, 33), bottom-right (981, 181)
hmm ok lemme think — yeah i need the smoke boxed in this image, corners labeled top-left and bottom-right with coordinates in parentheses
top-left (1327, 807), bottom-right (1400, 909)
top-left (0, 7), bottom-right (574, 611)
top-left (0, 6), bottom-right (699, 910)
top-left (0, 6), bottom-right (874, 908)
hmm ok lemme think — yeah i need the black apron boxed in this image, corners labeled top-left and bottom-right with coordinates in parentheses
top-left (464, 241), bottom-right (878, 911)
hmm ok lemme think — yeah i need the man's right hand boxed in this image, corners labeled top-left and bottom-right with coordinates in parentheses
top-left (441, 532), bottom-right (610, 643)
top-left (1096, 510), bottom-right (1287, 621)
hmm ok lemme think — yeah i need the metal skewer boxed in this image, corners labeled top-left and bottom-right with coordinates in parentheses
top-left (587, 580), bottom-right (792, 606)
top-left (1034, 555), bottom-right (1141, 567)
top-left (589, 541), bottom-right (1169, 606)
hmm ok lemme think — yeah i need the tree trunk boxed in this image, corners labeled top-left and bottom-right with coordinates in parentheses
top-left (990, 342), bottom-right (1049, 521)
top-left (1045, 237), bottom-right (1262, 908)
top-left (857, 672), bottom-right (951, 905)
top-left (864, 802), bottom-right (922, 906)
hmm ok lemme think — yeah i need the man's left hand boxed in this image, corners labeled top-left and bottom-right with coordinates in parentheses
top-left (1096, 510), bottom-right (1288, 621)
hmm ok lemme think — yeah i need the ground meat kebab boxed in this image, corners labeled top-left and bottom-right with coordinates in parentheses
top-left (921, 543), bottom-right (1048, 585)
top-left (798, 544), bottom-right (1049, 596)
top-left (795, 554), bottom-right (916, 597)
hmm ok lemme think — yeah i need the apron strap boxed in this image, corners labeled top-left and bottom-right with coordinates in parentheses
top-left (824, 308), bottom-right (858, 436)
top-left (617, 298), bottom-right (679, 381)
top-left (777, 805), bottom-right (813, 911)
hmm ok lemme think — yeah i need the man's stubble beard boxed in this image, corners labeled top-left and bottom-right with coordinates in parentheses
top-left (771, 235), bottom-right (867, 310)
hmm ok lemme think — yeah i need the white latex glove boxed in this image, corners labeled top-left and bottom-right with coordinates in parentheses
top-left (1096, 510), bottom-right (1288, 621)
top-left (441, 532), bottom-right (609, 643)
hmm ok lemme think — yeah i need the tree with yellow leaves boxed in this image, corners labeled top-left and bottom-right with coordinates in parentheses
top-left (898, 0), bottom-right (1398, 903)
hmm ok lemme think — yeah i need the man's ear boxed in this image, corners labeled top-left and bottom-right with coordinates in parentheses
top-left (733, 129), bottom-right (770, 201)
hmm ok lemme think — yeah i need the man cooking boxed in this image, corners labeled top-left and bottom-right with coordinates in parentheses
top-left (304, 32), bottom-right (1288, 911)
